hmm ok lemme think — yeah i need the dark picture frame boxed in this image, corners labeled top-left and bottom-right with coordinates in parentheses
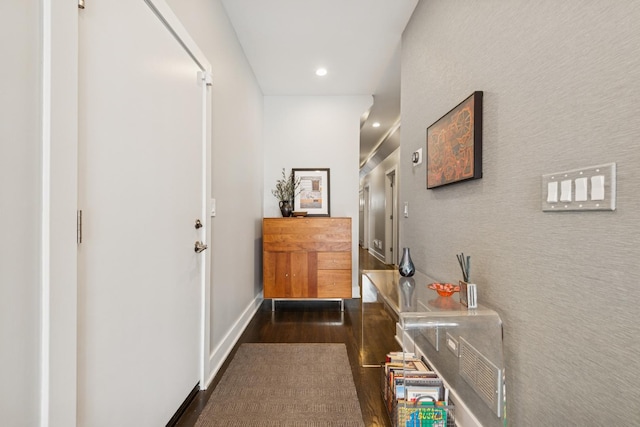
top-left (292, 168), bottom-right (330, 216)
top-left (426, 91), bottom-right (483, 189)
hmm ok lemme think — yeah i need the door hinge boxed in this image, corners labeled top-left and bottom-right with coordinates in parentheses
top-left (77, 210), bottom-right (83, 244)
top-left (78, 0), bottom-right (85, 9)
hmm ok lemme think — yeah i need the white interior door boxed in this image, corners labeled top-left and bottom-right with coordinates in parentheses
top-left (385, 169), bottom-right (397, 264)
top-left (78, 1), bottom-right (208, 425)
top-left (363, 186), bottom-right (370, 250)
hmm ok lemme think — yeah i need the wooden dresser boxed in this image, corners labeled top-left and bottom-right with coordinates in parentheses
top-left (262, 217), bottom-right (352, 304)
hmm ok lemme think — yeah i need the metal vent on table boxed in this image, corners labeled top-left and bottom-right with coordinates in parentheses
top-left (459, 337), bottom-right (503, 417)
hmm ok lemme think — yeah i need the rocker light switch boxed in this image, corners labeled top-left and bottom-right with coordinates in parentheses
top-left (547, 181), bottom-right (558, 203)
top-left (591, 175), bottom-right (605, 200)
top-left (560, 179), bottom-right (572, 202)
top-left (575, 177), bottom-right (588, 202)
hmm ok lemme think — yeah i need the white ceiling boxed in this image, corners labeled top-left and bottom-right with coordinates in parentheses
top-left (220, 0), bottom-right (418, 170)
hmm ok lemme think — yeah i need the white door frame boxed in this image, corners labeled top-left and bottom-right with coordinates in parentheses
top-left (41, 2), bottom-right (211, 425)
top-left (41, 2), bottom-right (79, 425)
top-left (384, 167), bottom-right (398, 265)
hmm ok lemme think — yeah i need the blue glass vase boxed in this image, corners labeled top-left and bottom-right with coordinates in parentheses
top-left (398, 247), bottom-right (415, 277)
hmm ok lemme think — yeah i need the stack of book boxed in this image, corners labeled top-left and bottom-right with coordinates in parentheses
top-left (382, 352), bottom-right (453, 427)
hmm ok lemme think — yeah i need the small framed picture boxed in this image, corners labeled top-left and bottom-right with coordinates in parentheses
top-left (292, 168), bottom-right (330, 217)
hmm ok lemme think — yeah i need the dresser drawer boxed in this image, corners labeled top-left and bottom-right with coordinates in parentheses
top-left (262, 218), bottom-right (351, 252)
top-left (317, 252), bottom-right (351, 270)
top-left (317, 270), bottom-right (352, 298)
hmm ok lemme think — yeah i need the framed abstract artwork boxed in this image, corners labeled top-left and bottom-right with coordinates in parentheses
top-left (426, 91), bottom-right (483, 189)
top-left (292, 168), bottom-right (330, 216)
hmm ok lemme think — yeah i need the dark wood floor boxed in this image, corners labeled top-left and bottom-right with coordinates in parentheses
top-left (174, 247), bottom-right (397, 427)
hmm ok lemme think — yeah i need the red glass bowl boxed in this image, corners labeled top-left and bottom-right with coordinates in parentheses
top-left (428, 282), bottom-right (460, 297)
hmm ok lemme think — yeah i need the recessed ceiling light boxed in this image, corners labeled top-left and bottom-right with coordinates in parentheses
top-left (372, 122), bottom-right (381, 128)
top-left (315, 68), bottom-right (328, 77)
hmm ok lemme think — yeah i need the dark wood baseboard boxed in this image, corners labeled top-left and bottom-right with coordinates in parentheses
top-left (166, 383), bottom-right (200, 427)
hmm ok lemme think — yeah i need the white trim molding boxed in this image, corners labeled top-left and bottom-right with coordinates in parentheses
top-left (206, 295), bottom-right (264, 388)
top-left (40, 2), bottom-right (78, 426)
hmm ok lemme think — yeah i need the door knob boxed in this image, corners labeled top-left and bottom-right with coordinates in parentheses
top-left (194, 241), bottom-right (208, 253)
top-left (195, 219), bottom-right (203, 229)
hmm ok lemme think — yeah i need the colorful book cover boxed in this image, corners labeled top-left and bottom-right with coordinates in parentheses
top-left (398, 400), bottom-right (448, 427)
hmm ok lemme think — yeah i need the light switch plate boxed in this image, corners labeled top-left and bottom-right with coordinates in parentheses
top-left (446, 332), bottom-right (459, 357)
top-left (542, 163), bottom-right (616, 212)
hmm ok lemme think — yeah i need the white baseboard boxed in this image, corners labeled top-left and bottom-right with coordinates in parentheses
top-left (204, 293), bottom-right (263, 388)
top-left (369, 248), bottom-right (386, 263)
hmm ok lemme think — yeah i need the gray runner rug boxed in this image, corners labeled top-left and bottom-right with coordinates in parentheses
top-left (194, 343), bottom-right (365, 426)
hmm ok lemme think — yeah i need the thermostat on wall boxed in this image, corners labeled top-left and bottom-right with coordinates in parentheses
top-left (412, 148), bottom-right (423, 166)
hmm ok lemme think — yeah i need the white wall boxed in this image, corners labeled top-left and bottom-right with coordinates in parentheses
top-left (1, 1), bottom-right (42, 424)
top-left (165, 0), bottom-right (265, 382)
top-left (4, 0), bottom-right (262, 423)
top-left (264, 96), bottom-right (373, 295)
top-left (401, 1), bottom-right (640, 424)
top-left (1, 2), bottom-right (78, 426)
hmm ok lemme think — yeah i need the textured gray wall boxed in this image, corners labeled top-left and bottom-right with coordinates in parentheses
top-left (401, 1), bottom-right (640, 425)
